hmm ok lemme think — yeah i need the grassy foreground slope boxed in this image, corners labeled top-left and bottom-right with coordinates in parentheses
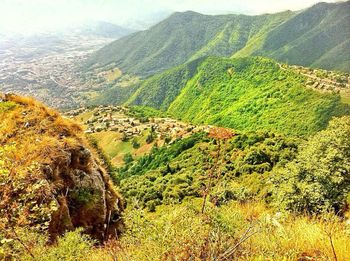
top-left (127, 56), bottom-right (350, 136)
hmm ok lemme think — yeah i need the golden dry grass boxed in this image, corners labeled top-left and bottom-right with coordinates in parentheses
top-left (0, 94), bottom-right (85, 172)
top-left (85, 200), bottom-right (350, 261)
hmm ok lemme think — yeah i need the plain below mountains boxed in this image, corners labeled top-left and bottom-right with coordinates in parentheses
top-left (85, 1), bottom-right (350, 75)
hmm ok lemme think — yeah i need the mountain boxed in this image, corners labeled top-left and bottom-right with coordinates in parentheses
top-left (112, 56), bottom-right (350, 136)
top-left (0, 94), bottom-right (124, 241)
top-left (249, 2), bottom-right (350, 72)
top-left (84, 10), bottom-right (292, 75)
top-left (74, 21), bottom-right (136, 39)
top-left (85, 1), bottom-right (350, 75)
top-left (124, 10), bottom-right (173, 30)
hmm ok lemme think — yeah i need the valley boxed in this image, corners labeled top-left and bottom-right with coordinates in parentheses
top-left (0, 34), bottom-right (114, 108)
top-left (1, 1), bottom-right (350, 260)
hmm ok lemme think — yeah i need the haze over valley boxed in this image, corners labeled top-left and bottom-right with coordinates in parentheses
top-left (0, 21), bottom-right (136, 108)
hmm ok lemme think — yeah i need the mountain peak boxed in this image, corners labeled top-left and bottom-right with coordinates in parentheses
top-left (172, 10), bottom-right (203, 16)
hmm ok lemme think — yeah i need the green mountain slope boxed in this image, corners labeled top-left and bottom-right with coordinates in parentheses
top-left (312, 39), bottom-right (350, 72)
top-left (85, 11), bottom-right (232, 76)
top-left (251, 1), bottom-right (350, 70)
top-left (125, 58), bottom-right (204, 110)
top-left (85, 1), bottom-right (350, 76)
top-left (126, 56), bottom-right (349, 136)
top-left (188, 11), bottom-right (293, 61)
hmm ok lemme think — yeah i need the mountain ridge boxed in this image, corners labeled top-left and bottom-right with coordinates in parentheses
top-left (85, 1), bottom-right (350, 75)
top-left (76, 21), bottom-right (136, 39)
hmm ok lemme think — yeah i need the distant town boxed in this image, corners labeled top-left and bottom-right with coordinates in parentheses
top-left (0, 34), bottom-right (113, 108)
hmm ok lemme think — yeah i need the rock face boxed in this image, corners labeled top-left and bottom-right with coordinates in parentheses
top-left (46, 145), bottom-right (124, 241)
top-left (0, 94), bottom-right (124, 241)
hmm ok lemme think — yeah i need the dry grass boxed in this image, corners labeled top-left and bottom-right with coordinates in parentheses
top-left (0, 94), bottom-right (84, 171)
top-left (83, 200), bottom-right (350, 261)
top-left (0, 94), bottom-right (124, 243)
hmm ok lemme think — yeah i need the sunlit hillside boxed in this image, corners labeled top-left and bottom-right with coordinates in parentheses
top-left (1, 0), bottom-right (350, 260)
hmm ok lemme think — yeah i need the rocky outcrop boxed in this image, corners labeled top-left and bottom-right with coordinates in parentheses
top-left (0, 94), bottom-right (124, 242)
top-left (46, 145), bottom-right (125, 241)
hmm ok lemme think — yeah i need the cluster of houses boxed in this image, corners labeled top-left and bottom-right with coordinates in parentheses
top-left (67, 105), bottom-right (211, 141)
top-left (287, 65), bottom-right (350, 93)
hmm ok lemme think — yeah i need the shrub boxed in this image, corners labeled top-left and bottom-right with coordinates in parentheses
top-left (271, 116), bottom-right (350, 214)
top-left (123, 153), bottom-right (134, 165)
top-left (146, 133), bottom-right (155, 144)
top-left (132, 138), bottom-right (140, 149)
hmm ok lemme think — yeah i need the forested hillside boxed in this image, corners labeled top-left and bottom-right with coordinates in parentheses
top-left (2, 96), bottom-right (350, 260)
top-left (117, 117), bottom-right (350, 215)
top-left (85, 1), bottom-right (350, 75)
top-left (121, 56), bottom-right (350, 136)
top-left (250, 1), bottom-right (350, 72)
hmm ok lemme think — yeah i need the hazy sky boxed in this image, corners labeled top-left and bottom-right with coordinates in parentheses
top-left (0, 0), bottom-right (342, 33)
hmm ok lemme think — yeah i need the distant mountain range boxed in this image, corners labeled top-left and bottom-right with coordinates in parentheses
top-left (85, 1), bottom-right (350, 74)
top-left (73, 21), bottom-right (136, 39)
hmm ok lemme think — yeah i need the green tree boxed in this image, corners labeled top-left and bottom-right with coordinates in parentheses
top-left (272, 116), bottom-right (350, 214)
top-left (123, 153), bottom-right (134, 165)
top-left (132, 138), bottom-right (140, 149)
top-left (146, 131), bottom-right (156, 144)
